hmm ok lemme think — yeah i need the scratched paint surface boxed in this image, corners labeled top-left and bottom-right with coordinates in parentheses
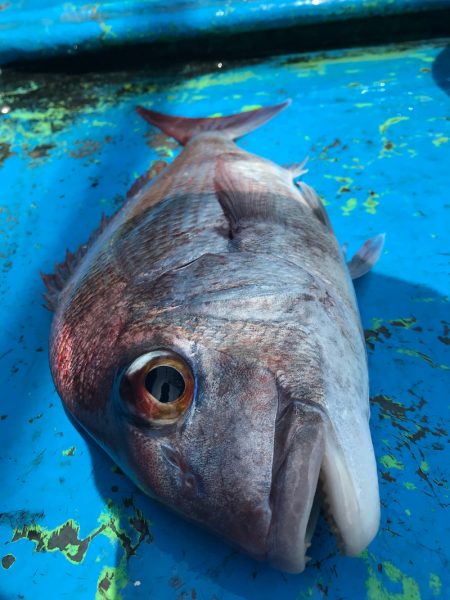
top-left (1, 1), bottom-right (450, 65)
top-left (0, 40), bottom-right (449, 599)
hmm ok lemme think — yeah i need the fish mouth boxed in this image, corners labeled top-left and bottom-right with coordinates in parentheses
top-left (267, 402), bottom-right (379, 573)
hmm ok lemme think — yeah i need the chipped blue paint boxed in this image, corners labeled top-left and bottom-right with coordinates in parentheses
top-left (0, 39), bottom-right (449, 599)
top-left (0, 0), bottom-right (450, 64)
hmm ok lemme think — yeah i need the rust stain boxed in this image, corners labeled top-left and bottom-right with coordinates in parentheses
top-left (170, 576), bottom-right (183, 589)
top-left (28, 143), bottom-right (56, 159)
top-left (69, 140), bottom-right (102, 159)
top-left (28, 413), bottom-right (43, 424)
top-left (0, 143), bottom-right (15, 167)
top-left (364, 325), bottom-right (391, 350)
top-left (438, 320), bottom-right (450, 345)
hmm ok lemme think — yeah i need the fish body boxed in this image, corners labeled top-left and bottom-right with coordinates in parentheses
top-left (45, 102), bottom-right (380, 573)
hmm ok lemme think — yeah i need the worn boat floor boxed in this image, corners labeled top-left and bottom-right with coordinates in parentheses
top-left (0, 40), bottom-right (449, 599)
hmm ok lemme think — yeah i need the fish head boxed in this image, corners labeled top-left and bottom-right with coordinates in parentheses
top-left (50, 248), bottom-right (378, 573)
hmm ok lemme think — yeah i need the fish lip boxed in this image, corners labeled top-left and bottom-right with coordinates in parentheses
top-left (266, 401), bottom-right (325, 573)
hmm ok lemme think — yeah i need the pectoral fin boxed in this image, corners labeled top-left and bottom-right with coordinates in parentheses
top-left (347, 234), bottom-right (385, 279)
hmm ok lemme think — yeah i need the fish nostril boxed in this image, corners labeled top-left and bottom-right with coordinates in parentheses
top-left (182, 472), bottom-right (197, 492)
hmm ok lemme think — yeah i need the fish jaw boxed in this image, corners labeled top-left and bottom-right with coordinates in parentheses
top-left (266, 402), bottom-right (379, 573)
top-left (267, 402), bottom-right (325, 573)
top-left (321, 416), bottom-right (380, 556)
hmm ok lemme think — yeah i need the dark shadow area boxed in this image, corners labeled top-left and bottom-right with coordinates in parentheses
top-left (432, 44), bottom-right (450, 96)
top-left (6, 8), bottom-right (450, 74)
top-left (77, 272), bottom-right (449, 599)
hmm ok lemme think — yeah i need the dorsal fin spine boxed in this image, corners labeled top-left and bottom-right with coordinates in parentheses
top-left (41, 213), bottom-right (112, 312)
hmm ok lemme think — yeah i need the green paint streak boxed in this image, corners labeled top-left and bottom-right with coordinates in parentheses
top-left (405, 509), bottom-right (411, 516)
top-left (380, 455), bottom-right (404, 470)
top-left (420, 460), bottom-right (429, 473)
top-left (182, 70), bottom-right (258, 92)
top-left (92, 120), bottom-right (115, 128)
top-left (404, 482), bottom-right (417, 490)
top-left (341, 197), bottom-right (358, 216)
top-left (432, 136), bottom-right (449, 147)
top-left (62, 446), bottom-right (76, 456)
top-left (366, 559), bottom-right (421, 600)
top-left (429, 574), bottom-right (442, 596)
top-left (241, 104), bottom-right (262, 112)
top-left (286, 45), bottom-right (433, 77)
top-left (379, 116), bottom-right (409, 135)
top-left (371, 317), bottom-right (384, 329)
top-left (389, 317), bottom-right (417, 329)
top-left (396, 348), bottom-right (450, 370)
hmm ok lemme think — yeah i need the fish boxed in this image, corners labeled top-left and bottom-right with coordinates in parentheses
top-left (43, 100), bottom-right (383, 573)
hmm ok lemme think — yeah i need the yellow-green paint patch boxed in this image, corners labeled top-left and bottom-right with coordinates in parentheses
top-left (420, 460), bottom-right (429, 473)
top-left (379, 116), bottom-right (409, 136)
top-left (371, 317), bottom-right (384, 329)
top-left (92, 120), bottom-right (115, 128)
top-left (12, 499), bottom-right (152, 567)
top-left (182, 70), bottom-right (258, 92)
top-left (285, 45), bottom-right (435, 78)
top-left (355, 103), bottom-right (373, 108)
top-left (380, 455), bottom-right (404, 470)
top-left (96, 558), bottom-right (128, 600)
top-left (99, 22), bottom-right (117, 39)
top-left (241, 104), bottom-right (262, 112)
top-left (341, 197), bottom-right (358, 216)
top-left (324, 174), bottom-right (354, 189)
top-left (404, 482), bottom-right (417, 490)
top-left (405, 509), bottom-right (411, 516)
top-left (432, 136), bottom-right (449, 147)
top-left (366, 559), bottom-right (421, 600)
top-left (12, 519), bottom-right (92, 565)
top-left (429, 574), bottom-right (442, 596)
top-left (62, 446), bottom-right (76, 456)
top-left (364, 193), bottom-right (379, 214)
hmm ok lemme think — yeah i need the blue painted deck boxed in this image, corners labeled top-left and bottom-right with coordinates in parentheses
top-left (1, 39), bottom-right (449, 599)
top-left (0, 0), bottom-right (449, 64)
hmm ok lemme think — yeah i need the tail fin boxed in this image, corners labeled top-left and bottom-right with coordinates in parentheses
top-left (136, 100), bottom-right (291, 145)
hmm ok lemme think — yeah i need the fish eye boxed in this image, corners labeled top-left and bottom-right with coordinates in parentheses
top-left (120, 350), bottom-right (194, 424)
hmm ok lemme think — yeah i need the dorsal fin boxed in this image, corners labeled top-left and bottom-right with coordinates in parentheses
top-left (136, 101), bottom-right (291, 145)
top-left (41, 159), bottom-right (169, 312)
top-left (214, 154), bottom-right (287, 234)
top-left (41, 213), bottom-right (112, 311)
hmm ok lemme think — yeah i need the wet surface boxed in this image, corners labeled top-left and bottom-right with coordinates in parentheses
top-left (0, 39), bottom-right (449, 599)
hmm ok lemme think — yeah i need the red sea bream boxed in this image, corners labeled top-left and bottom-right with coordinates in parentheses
top-left (43, 101), bottom-right (383, 573)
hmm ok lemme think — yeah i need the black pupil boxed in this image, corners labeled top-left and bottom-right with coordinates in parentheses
top-left (145, 366), bottom-right (185, 403)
